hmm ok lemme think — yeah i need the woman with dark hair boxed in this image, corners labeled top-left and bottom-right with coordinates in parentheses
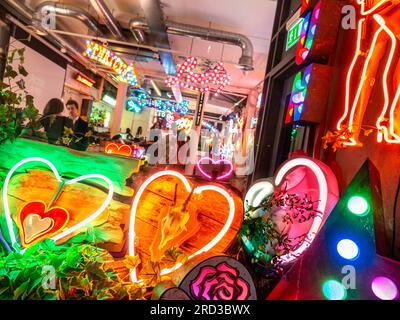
top-left (40, 98), bottom-right (72, 144)
top-left (136, 126), bottom-right (143, 137)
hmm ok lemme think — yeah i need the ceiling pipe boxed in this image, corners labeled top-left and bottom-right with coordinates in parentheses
top-left (89, 0), bottom-right (125, 39)
top-left (139, 0), bottom-right (181, 101)
top-left (33, 1), bottom-right (103, 36)
top-left (4, 1), bottom-right (115, 84)
top-left (129, 18), bottom-right (255, 71)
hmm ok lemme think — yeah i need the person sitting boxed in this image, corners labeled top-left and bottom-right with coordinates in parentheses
top-left (125, 128), bottom-right (134, 141)
top-left (66, 99), bottom-right (89, 151)
top-left (111, 134), bottom-right (125, 144)
top-left (133, 126), bottom-right (144, 143)
top-left (40, 98), bottom-right (71, 145)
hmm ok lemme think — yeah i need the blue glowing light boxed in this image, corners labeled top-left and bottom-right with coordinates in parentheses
top-left (337, 239), bottom-right (359, 261)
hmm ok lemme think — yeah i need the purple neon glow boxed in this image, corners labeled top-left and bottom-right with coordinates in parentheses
top-left (371, 277), bottom-right (398, 300)
top-left (197, 157), bottom-right (234, 181)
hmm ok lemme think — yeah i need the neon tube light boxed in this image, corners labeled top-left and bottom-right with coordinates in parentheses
top-left (2, 157), bottom-right (114, 251)
top-left (196, 157), bottom-right (234, 181)
top-left (274, 158), bottom-right (328, 263)
top-left (128, 170), bottom-right (236, 282)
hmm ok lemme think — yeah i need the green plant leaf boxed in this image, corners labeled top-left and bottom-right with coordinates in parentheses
top-left (14, 280), bottom-right (29, 300)
top-left (18, 65), bottom-right (28, 77)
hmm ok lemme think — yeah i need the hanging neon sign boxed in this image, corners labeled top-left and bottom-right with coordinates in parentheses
top-left (336, 0), bottom-right (400, 145)
top-left (128, 91), bottom-right (189, 115)
top-left (83, 41), bottom-right (140, 87)
top-left (165, 57), bottom-right (231, 95)
top-left (75, 73), bottom-right (95, 87)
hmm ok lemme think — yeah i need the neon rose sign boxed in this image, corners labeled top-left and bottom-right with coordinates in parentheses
top-left (83, 41), bottom-right (140, 87)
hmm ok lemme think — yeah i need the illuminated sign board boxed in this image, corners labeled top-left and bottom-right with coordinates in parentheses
top-left (75, 73), bottom-right (95, 87)
top-left (83, 41), bottom-right (140, 87)
top-left (286, 18), bottom-right (304, 51)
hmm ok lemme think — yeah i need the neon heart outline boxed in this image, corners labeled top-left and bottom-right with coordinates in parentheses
top-left (2, 157), bottom-right (114, 251)
top-left (244, 157), bottom-right (328, 264)
top-left (105, 143), bottom-right (133, 157)
top-left (197, 157), bottom-right (234, 181)
top-left (128, 170), bottom-right (236, 282)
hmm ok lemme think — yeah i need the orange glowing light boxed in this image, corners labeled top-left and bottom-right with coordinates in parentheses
top-left (337, 1), bottom-right (400, 145)
top-left (75, 74), bottom-right (95, 87)
top-left (104, 143), bottom-right (133, 157)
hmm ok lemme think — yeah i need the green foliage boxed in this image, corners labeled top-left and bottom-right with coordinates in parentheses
top-left (0, 239), bottom-right (144, 300)
top-left (239, 189), bottom-right (321, 267)
top-left (0, 45), bottom-right (42, 146)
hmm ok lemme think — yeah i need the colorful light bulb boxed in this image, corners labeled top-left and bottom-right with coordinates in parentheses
top-left (347, 196), bottom-right (369, 216)
top-left (371, 277), bottom-right (398, 300)
top-left (322, 280), bottom-right (347, 300)
top-left (337, 239), bottom-right (359, 260)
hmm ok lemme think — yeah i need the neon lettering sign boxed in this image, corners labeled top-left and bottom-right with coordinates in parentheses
top-left (336, 0), bottom-right (400, 145)
top-left (83, 41), bottom-right (140, 87)
top-left (75, 73), bottom-right (95, 87)
top-left (128, 91), bottom-right (189, 115)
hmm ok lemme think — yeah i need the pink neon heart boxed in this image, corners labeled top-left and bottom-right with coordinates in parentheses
top-left (197, 157), bottom-right (234, 181)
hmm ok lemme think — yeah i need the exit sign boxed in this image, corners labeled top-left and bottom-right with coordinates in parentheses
top-left (286, 18), bottom-right (304, 51)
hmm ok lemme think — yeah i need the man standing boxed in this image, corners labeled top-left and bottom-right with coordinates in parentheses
top-left (66, 99), bottom-right (89, 151)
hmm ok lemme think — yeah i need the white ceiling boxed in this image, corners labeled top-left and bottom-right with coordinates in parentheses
top-left (24, 0), bottom-right (277, 102)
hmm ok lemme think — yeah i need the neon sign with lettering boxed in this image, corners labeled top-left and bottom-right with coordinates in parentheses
top-left (83, 41), bottom-right (140, 87)
top-left (127, 91), bottom-right (189, 115)
top-left (75, 73), bottom-right (95, 87)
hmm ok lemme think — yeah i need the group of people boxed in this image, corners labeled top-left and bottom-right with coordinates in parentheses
top-left (112, 127), bottom-right (144, 145)
top-left (40, 98), bottom-right (89, 151)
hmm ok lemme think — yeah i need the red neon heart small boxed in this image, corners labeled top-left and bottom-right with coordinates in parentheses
top-left (105, 143), bottom-right (132, 157)
top-left (18, 201), bottom-right (70, 247)
top-left (197, 157), bottom-right (234, 181)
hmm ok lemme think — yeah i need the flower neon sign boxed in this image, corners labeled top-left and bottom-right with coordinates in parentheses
top-left (83, 41), bottom-right (140, 87)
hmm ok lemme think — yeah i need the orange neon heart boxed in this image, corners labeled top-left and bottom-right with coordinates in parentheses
top-left (104, 143), bottom-right (133, 157)
top-left (129, 170), bottom-right (243, 282)
top-left (17, 201), bottom-right (70, 247)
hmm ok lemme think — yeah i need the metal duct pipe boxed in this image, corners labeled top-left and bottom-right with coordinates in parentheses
top-left (138, 0), bottom-right (180, 100)
top-left (33, 1), bottom-right (103, 36)
top-left (129, 18), bottom-right (255, 71)
top-left (3, 1), bottom-right (112, 82)
top-left (130, 19), bottom-right (147, 43)
top-left (89, 0), bottom-right (125, 39)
